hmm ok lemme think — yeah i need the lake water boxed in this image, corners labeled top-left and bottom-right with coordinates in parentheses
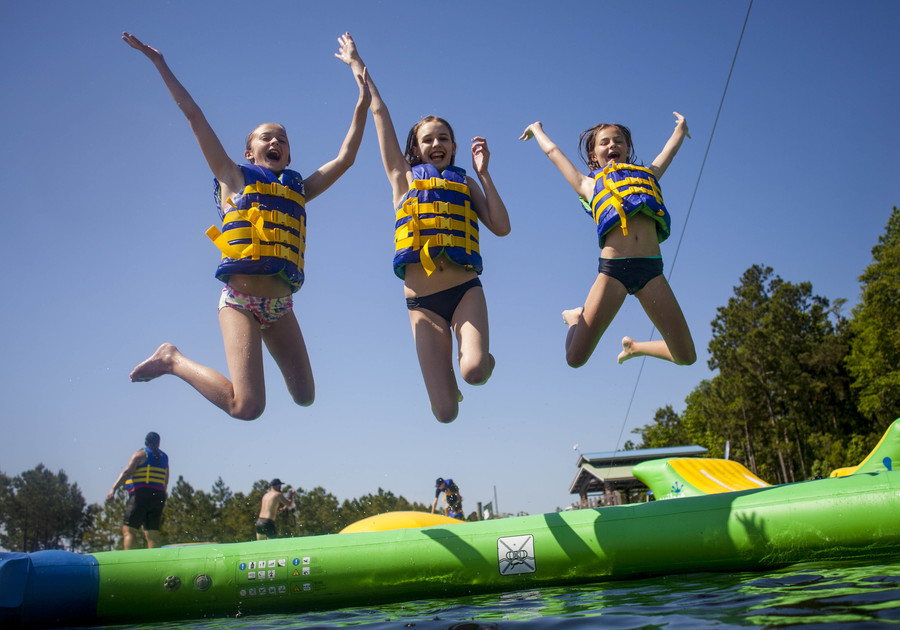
top-left (77, 557), bottom-right (900, 630)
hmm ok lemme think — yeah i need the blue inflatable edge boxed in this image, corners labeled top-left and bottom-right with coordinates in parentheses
top-left (0, 550), bottom-right (99, 627)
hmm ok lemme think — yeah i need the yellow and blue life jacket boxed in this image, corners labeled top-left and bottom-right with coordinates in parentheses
top-left (583, 163), bottom-right (670, 248)
top-left (124, 448), bottom-right (169, 495)
top-left (207, 164), bottom-right (307, 292)
top-left (393, 164), bottom-right (482, 279)
top-left (442, 479), bottom-right (463, 516)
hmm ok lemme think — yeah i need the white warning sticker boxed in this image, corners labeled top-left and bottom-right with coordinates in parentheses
top-left (497, 534), bottom-right (536, 575)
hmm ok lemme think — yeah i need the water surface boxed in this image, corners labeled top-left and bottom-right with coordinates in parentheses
top-left (82, 559), bottom-right (900, 629)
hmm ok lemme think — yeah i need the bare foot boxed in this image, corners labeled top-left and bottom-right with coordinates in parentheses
top-left (617, 336), bottom-right (636, 364)
top-left (130, 343), bottom-right (180, 382)
top-left (562, 307), bottom-right (584, 326)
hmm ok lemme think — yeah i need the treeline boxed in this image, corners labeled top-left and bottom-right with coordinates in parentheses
top-left (0, 467), bottom-right (427, 553)
top-left (630, 207), bottom-right (900, 484)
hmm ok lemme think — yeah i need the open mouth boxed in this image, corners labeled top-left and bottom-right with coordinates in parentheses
top-left (266, 149), bottom-right (281, 160)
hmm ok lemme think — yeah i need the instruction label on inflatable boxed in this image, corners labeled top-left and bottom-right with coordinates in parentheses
top-left (497, 535), bottom-right (535, 575)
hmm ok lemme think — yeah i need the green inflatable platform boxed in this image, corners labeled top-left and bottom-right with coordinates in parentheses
top-left (4, 427), bottom-right (900, 627)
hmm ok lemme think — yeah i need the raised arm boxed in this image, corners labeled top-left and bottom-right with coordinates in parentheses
top-left (277, 489), bottom-right (295, 511)
top-left (335, 33), bottom-right (410, 205)
top-left (649, 112), bottom-right (690, 179)
top-left (520, 122), bottom-right (595, 200)
top-left (467, 137), bottom-right (510, 236)
top-left (302, 45), bottom-right (371, 202)
top-left (121, 32), bottom-right (242, 192)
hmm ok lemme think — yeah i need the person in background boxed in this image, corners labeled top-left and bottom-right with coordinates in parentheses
top-left (431, 477), bottom-right (464, 520)
top-left (256, 478), bottom-right (295, 540)
top-left (107, 432), bottom-right (169, 549)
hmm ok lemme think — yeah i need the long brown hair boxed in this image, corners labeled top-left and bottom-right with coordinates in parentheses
top-left (404, 115), bottom-right (456, 166)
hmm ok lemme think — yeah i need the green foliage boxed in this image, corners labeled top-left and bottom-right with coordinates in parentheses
top-left (0, 464), bottom-right (94, 552)
top-left (68, 477), bottom-right (429, 547)
top-left (633, 260), bottom-right (878, 484)
top-left (632, 405), bottom-right (691, 449)
top-left (288, 487), bottom-right (342, 537)
top-left (338, 488), bottom-right (430, 528)
top-left (81, 492), bottom-right (125, 552)
top-left (847, 206), bottom-right (900, 424)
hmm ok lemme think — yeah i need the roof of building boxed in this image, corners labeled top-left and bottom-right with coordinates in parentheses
top-left (569, 445), bottom-right (709, 496)
top-left (576, 445), bottom-right (708, 468)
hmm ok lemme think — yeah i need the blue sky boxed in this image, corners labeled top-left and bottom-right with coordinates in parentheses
top-left (1, 1), bottom-right (898, 521)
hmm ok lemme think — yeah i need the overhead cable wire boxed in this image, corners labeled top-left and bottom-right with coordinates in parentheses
top-left (608, 0), bottom-right (754, 464)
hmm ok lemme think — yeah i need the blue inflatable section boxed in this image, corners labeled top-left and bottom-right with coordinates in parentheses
top-left (0, 550), bottom-right (99, 627)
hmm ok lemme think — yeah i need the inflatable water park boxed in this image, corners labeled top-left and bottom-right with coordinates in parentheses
top-left (4, 420), bottom-right (900, 628)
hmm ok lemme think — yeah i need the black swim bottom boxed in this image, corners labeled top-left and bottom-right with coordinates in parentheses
top-left (406, 277), bottom-right (483, 323)
top-left (123, 488), bottom-right (166, 530)
top-left (255, 517), bottom-right (277, 538)
top-left (598, 256), bottom-right (664, 295)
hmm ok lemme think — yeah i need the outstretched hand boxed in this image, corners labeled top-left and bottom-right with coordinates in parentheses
top-left (519, 122), bottom-right (543, 141)
top-left (122, 31), bottom-right (163, 63)
top-left (673, 111), bottom-right (690, 139)
top-left (355, 67), bottom-right (372, 108)
top-left (471, 137), bottom-right (491, 173)
top-left (334, 32), bottom-right (362, 67)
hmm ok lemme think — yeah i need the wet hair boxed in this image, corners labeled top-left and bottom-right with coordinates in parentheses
top-left (145, 432), bottom-right (161, 455)
top-left (404, 116), bottom-right (456, 167)
top-left (578, 123), bottom-right (636, 170)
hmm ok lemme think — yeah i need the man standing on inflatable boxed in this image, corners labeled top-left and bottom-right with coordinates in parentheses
top-left (107, 432), bottom-right (169, 549)
top-left (256, 478), bottom-right (295, 540)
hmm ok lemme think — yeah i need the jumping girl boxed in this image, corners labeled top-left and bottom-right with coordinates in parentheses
top-left (520, 115), bottom-right (696, 368)
top-left (336, 33), bottom-right (510, 423)
top-left (125, 32), bottom-right (370, 419)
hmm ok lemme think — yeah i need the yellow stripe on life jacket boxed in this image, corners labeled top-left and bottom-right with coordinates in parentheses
top-left (395, 199), bottom-right (480, 276)
top-left (410, 177), bottom-right (471, 195)
top-left (206, 206), bottom-right (305, 265)
top-left (240, 180), bottom-right (306, 208)
top-left (590, 164), bottom-right (665, 237)
top-left (124, 463), bottom-right (168, 493)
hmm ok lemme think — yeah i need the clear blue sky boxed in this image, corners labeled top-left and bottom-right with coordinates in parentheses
top-left (1, 1), bottom-right (898, 519)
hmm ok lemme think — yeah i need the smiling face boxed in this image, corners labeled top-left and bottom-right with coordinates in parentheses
top-left (405, 116), bottom-right (457, 169)
top-left (415, 120), bottom-right (456, 169)
top-left (245, 123), bottom-right (290, 173)
top-left (580, 123), bottom-right (635, 170)
top-left (590, 125), bottom-right (631, 168)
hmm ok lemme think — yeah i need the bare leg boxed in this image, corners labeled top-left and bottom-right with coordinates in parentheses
top-left (129, 307), bottom-right (267, 420)
top-left (262, 310), bottom-right (315, 407)
top-left (122, 525), bottom-right (140, 550)
top-left (452, 285), bottom-right (494, 386)
top-left (256, 532), bottom-right (267, 541)
top-left (618, 276), bottom-right (696, 365)
top-left (144, 529), bottom-right (161, 548)
top-left (564, 273), bottom-right (628, 367)
top-left (409, 309), bottom-right (459, 423)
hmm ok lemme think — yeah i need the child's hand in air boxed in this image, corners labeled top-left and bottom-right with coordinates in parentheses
top-left (122, 32), bottom-right (163, 64)
top-left (356, 67), bottom-right (371, 108)
top-left (518, 122), bottom-right (543, 141)
top-left (472, 137), bottom-right (491, 174)
top-left (335, 32), bottom-right (362, 67)
top-left (673, 112), bottom-right (690, 140)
